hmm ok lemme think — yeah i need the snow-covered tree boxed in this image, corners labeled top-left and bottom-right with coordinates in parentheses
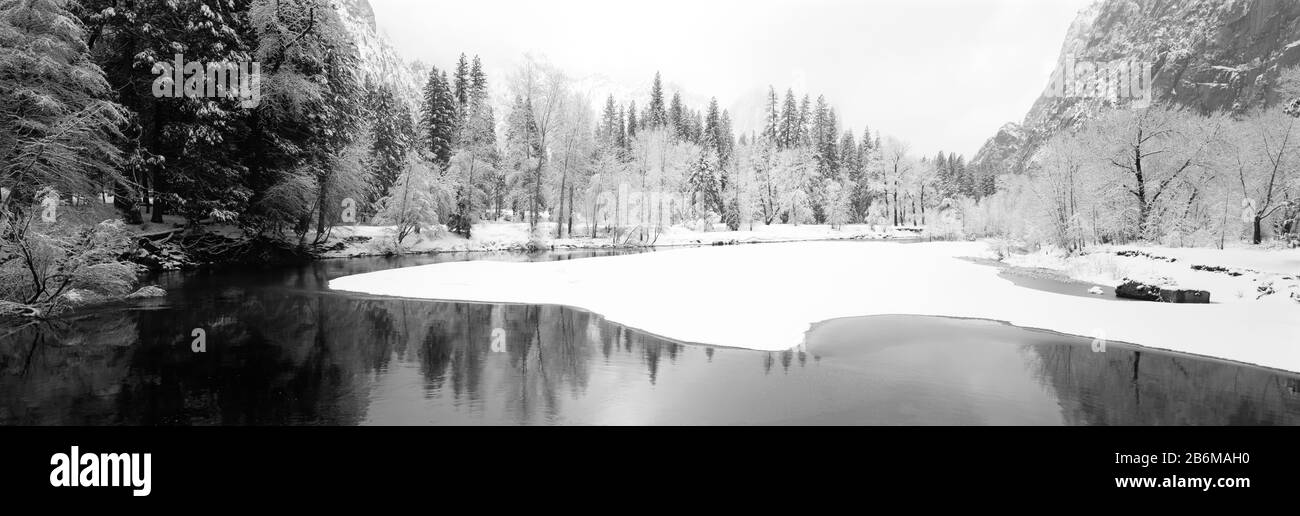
top-left (373, 155), bottom-right (452, 248)
top-left (421, 66), bottom-right (457, 167)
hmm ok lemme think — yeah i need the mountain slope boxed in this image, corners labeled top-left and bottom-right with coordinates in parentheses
top-left (335, 0), bottom-right (423, 110)
top-left (971, 0), bottom-right (1300, 182)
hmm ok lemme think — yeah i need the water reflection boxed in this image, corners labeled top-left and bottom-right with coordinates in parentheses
top-left (1, 250), bottom-right (1298, 425)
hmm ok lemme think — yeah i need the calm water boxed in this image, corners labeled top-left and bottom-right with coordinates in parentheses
top-left (2, 246), bottom-right (1298, 425)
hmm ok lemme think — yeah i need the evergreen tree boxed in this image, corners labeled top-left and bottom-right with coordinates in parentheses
top-left (469, 56), bottom-right (489, 100)
top-left (780, 88), bottom-right (799, 149)
top-left (934, 151), bottom-right (951, 197)
top-left (692, 110), bottom-right (704, 144)
top-left (600, 95), bottom-right (619, 147)
top-left (687, 149), bottom-right (723, 220)
top-left (647, 72), bottom-right (668, 129)
top-left (763, 86), bottom-right (780, 143)
top-left (365, 84), bottom-right (415, 212)
top-left (821, 107), bottom-right (840, 175)
top-left (75, 0), bottom-right (255, 225)
top-left (453, 53), bottom-right (470, 110)
top-left (703, 98), bottom-right (722, 153)
top-left (797, 94), bottom-right (812, 147)
top-left (626, 100), bottom-right (638, 141)
top-left (719, 109), bottom-right (735, 165)
top-left (840, 130), bottom-right (859, 179)
top-left (615, 105), bottom-right (627, 150)
top-left (469, 56), bottom-right (496, 148)
top-left (421, 67), bottom-right (456, 167)
top-left (669, 91), bottom-right (685, 140)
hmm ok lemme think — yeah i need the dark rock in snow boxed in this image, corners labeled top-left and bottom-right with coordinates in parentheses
top-left (1161, 289), bottom-right (1210, 304)
top-left (1115, 279), bottom-right (1210, 303)
top-left (1116, 280), bottom-right (1163, 301)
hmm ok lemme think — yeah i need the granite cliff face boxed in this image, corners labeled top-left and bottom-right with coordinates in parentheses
top-left (334, 0), bottom-right (423, 109)
top-left (971, 0), bottom-right (1300, 182)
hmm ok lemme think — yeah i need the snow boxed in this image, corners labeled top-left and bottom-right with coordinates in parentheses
top-left (1005, 244), bottom-right (1300, 303)
top-left (323, 221), bottom-right (921, 257)
top-left (331, 240), bottom-right (1300, 373)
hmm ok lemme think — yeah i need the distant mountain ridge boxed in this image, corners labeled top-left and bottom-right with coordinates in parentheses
top-left (971, 0), bottom-right (1300, 182)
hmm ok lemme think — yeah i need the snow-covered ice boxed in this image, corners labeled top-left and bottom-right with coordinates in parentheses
top-left (330, 240), bottom-right (1300, 373)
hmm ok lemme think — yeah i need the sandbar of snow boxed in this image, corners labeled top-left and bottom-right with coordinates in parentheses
top-left (330, 241), bottom-right (1300, 373)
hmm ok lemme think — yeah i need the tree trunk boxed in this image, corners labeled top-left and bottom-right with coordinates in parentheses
top-left (556, 155), bottom-right (569, 238)
top-left (1253, 215), bottom-right (1263, 245)
top-left (150, 170), bottom-right (164, 224)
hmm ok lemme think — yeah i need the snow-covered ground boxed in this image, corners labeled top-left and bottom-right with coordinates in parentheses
top-left (322, 221), bottom-right (923, 257)
top-left (1004, 244), bottom-right (1300, 304)
top-left (330, 240), bottom-right (1300, 373)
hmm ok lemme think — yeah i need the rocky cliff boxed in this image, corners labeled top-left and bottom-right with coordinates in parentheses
top-left (971, 0), bottom-right (1300, 183)
top-left (334, 0), bottom-right (424, 110)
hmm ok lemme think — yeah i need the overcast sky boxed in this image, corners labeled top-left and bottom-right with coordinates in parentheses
top-left (370, 0), bottom-right (1094, 158)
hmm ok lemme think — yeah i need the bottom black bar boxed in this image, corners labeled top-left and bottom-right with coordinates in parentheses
top-left (1, 426), bottom-right (1293, 505)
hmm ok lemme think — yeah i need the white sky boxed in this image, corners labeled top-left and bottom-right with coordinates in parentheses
top-left (370, 0), bottom-right (1094, 158)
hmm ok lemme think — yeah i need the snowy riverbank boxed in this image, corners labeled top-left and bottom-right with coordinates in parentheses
top-left (320, 222), bottom-right (923, 258)
top-left (1003, 244), bottom-right (1300, 305)
top-left (330, 240), bottom-right (1300, 373)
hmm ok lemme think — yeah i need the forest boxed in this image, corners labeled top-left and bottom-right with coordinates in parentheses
top-left (2, 0), bottom-right (1298, 318)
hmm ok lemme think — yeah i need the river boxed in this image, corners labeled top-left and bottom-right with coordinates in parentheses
top-left (2, 246), bottom-right (1297, 425)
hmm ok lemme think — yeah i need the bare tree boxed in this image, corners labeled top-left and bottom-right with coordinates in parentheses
top-left (1090, 107), bottom-right (1223, 240)
top-left (1232, 109), bottom-right (1299, 244)
top-left (508, 55), bottom-right (568, 231)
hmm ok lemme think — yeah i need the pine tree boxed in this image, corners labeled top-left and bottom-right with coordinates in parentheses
top-left (453, 53), bottom-right (470, 110)
top-left (812, 95), bottom-right (830, 152)
top-left (780, 89), bottom-right (799, 149)
top-left (626, 101), bottom-right (638, 141)
top-left (468, 56), bottom-right (496, 148)
top-left (719, 109), bottom-right (734, 165)
top-left (692, 110), bottom-right (704, 144)
top-left (615, 105), bottom-right (627, 150)
top-left (840, 130), bottom-right (858, 179)
top-left (763, 86), bottom-right (780, 143)
top-left (421, 66), bottom-right (456, 167)
top-left (821, 107), bottom-right (840, 176)
top-left (598, 95), bottom-right (617, 146)
top-left (797, 94), bottom-right (812, 147)
top-left (469, 56), bottom-right (489, 98)
top-left (365, 84), bottom-right (416, 211)
top-left (669, 91), bottom-right (685, 140)
top-left (647, 72), bottom-right (668, 129)
top-left (74, 0), bottom-right (256, 225)
top-left (934, 151), bottom-right (951, 198)
top-left (703, 98), bottom-right (722, 153)
top-left (687, 149), bottom-right (722, 221)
